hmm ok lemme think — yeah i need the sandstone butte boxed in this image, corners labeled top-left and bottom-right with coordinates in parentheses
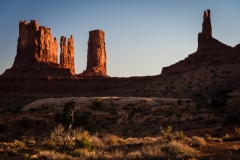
top-left (161, 10), bottom-right (240, 76)
top-left (77, 30), bottom-right (108, 78)
top-left (0, 10), bottom-right (239, 94)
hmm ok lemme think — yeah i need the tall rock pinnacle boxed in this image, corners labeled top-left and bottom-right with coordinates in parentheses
top-left (202, 10), bottom-right (212, 38)
top-left (86, 30), bottom-right (107, 75)
top-left (60, 35), bottom-right (75, 75)
top-left (197, 10), bottom-right (212, 51)
top-left (197, 10), bottom-right (230, 51)
top-left (77, 30), bottom-right (108, 77)
top-left (161, 9), bottom-right (232, 77)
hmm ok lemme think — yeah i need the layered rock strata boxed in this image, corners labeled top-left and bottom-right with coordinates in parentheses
top-left (78, 30), bottom-right (108, 78)
top-left (60, 35), bottom-right (75, 75)
top-left (14, 20), bottom-right (59, 66)
top-left (161, 10), bottom-right (236, 77)
top-left (2, 20), bottom-right (73, 78)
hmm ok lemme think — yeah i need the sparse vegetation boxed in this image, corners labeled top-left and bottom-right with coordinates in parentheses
top-left (91, 98), bottom-right (102, 110)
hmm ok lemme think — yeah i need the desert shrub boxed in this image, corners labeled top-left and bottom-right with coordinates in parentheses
top-left (38, 150), bottom-right (71, 160)
top-left (75, 137), bottom-right (95, 151)
top-left (91, 98), bottom-right (102, 110)
top-left (221, 134), bottom-right (234, 141)
top-left (13, 139), bottom-right (25, 148)
top-left (204, 134), bottom-right (212, 142)
top-left (142, 141), bottom-right (198, 159)
top-left (204, 134), bottom-right (223, 142)
top-left (50, 124), bottom-right (76, 153)
top-left (8, 149), bottom-right (17, 156)
top-left (0, 123), bottom-right (7, 133)
top-left (70, 149), bottom-right (95, 158)
top-left (160, 126), bottom-right (186, 142)
top-left (221, 128), bottom-right (240, 141)
top-left (22, 136), bottom-right (36, 147)
top-left (231, 145), bottom-right (240, 151)
top-left (233, 127), bottom-right (240, 139)
top-left (103, 134), bottom-right (128, 145)
top-left (90, 135), bottom-right (105, 150)
top-left (166, 141), bottom-right (198, 158)
top-left (41, 139), bottom-right (57, 150)
top-left (191, 136), bottom-right (206, 148)
top-left (175, 131), bottom-right (187, 141)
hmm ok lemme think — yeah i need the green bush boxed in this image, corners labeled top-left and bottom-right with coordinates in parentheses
top-left (91, 98), bottom-right (102, 110)
top-left (75, 137), bottom-right (95, 151)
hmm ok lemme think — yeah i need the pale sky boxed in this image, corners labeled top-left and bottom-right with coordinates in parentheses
top-left (0, 0), bottom-right (240, 77)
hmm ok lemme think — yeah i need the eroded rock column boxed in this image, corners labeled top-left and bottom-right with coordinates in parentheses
top-left (60, 35), bottom-right (75, 75)
top-left (86, 30), bottom-right (107, 76)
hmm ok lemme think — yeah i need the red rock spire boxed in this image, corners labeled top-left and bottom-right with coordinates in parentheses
top-left (60, 35), bottom-right (75, 75)
top-left (201, 9), bottom-right (212, 38)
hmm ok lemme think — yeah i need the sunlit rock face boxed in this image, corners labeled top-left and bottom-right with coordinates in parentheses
top-left (1, 20), bottom-right (73, 78)
top-left (14, 20), bottom-right (58, 67)
top-left (60, 35), bottom-right (75, 75)
top-left (78, 30), bottom-right (108, 78)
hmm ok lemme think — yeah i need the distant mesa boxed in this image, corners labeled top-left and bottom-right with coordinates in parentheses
top-left (197, 9), bottom-right (231, 51)
top-left (0, 10), bottom-right (239, 94)
top-left (0, 20), bottom-right (153, 94)
top-left (161, 9), bottom-right (239, 77)
top-left (1, 20), bottom-right (108, 78)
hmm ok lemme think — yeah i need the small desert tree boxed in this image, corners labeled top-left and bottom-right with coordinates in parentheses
top-left (54, 99), bottom-right (77, 129)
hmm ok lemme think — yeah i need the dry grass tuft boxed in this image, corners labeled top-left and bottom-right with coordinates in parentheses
top-left (191, 136), bottom-right (206, 148)
top-left (38, 150), bottom-right (73, 160)
top-left (103, 134), bottom-right (129, 145)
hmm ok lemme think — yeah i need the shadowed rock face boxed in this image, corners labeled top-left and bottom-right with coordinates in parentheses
top-left (60, 35), bottom-right (75, 75)
top-left (78, 30), bottom-right (108, 78)
top-left (161, 10), bottom-right (236, 77)
top-left (197, 10), bottom-right (230, 51)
